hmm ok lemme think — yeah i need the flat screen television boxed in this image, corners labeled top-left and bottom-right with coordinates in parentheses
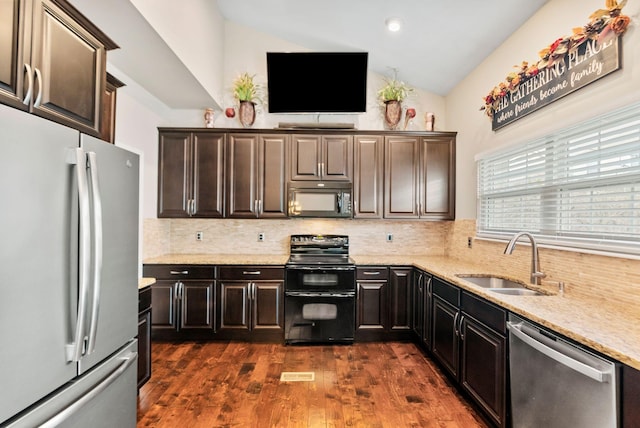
top-left (266, 52), bottom-right (368, 114)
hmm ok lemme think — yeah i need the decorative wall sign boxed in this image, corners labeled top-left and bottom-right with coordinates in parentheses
top-left (481, 0), bottom-right (631, 131)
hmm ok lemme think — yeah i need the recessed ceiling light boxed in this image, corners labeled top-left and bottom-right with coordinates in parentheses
top-left (385, 18), bottom-right (402, 32)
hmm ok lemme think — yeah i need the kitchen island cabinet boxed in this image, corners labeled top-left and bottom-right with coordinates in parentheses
top-left (1, 0), bottom-right (117, 137)
top-left (217, 266), bottom-right (284, 342)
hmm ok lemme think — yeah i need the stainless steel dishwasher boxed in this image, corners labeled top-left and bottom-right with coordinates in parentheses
top-left (507, 314), bottom-right (618, 428)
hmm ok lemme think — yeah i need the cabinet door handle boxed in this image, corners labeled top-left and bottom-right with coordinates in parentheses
top-left (243, 271), bottom-right (261, 275)
top-left (453, 311), bottom-right (460, 337)
top-left (459, 315), bottom-right (466, 340)
top-left (362, 271), bottom-right (381, 275)
top-left (33, 67), bottom-right (43, 108)
top-left (321, 162), bottom-right (325, 177)
top-left (170, 270), bottom-right (189, 275)
top-left (23, 63), bottom-right (33, 105)
top-left (426, 277), bottom-right (433, 297)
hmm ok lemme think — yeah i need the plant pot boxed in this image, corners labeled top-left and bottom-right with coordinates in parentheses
top-left (238, 101), bottom-right (256, 128)
top-left (384, 100), bottom-right (402, 130)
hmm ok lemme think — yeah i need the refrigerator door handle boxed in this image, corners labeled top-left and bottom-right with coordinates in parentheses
top-left (39, 352), bottom-right (138, 428)
top-left (66, 148), bottom-right (91, 362)
top-left (86, 152), bottom-right (103, 354)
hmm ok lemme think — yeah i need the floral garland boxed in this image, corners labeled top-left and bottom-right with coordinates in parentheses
top-left (481, 0), bottom-right (631, 118)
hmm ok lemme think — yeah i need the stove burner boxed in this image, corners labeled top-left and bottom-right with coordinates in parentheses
top-left (287, 234), bottom-right (352, 266)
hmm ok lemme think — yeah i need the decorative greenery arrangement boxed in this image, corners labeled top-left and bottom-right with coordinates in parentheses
top-left (481, 0), bottom-right (631, 118)
top-left (232, 72), bottom-right (262, 104)
top-left (377, 76), bottom-right (413, 104)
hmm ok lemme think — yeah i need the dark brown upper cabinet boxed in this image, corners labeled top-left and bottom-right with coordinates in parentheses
top-left (353, 135), bottom-right (384, 218)
top-left (420, 136), bottom-right (456, 220)
top-left (226, 133), bottom-right (288, 218)
top-left (290, 134), bottom-right (353, 181)
top-left (384, 135), bottom-right (456, 220)
top-left (157, 131), bottom-right (225, 218)
top-left (0, 0), bottom-right (117, 137)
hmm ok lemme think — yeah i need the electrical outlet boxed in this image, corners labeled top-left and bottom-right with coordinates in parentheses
top-left (386, 233), bottom-right (393, 242)
top-left (196, 231), bottom-right (203, 241)
top-left (467, 237), bottom-right (472, 248)
top-left (258, 232), bottom-right (265, 242)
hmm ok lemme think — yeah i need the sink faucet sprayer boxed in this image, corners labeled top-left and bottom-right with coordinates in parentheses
top-left (504, 232), bottom-right (546, 285)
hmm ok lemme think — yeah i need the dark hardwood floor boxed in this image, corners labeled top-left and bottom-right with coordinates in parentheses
top-left (137, 341), bottom-right (488, 428)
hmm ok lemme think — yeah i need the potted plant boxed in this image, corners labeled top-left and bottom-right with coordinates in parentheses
top-left (378, 77), bottom-right (413, 130)
top-left (232, 72), bottom-right (262, 127)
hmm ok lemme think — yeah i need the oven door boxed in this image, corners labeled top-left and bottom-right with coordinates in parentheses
top-left (285, 266), bottom-right (355, 292)
top-left (284, 291), bottom-right (355, 344)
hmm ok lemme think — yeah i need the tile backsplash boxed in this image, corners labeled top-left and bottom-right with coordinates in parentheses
top-left (143, 218), bottom-right (447, 258)
top-left (143, 217), bottom-right (640, 307)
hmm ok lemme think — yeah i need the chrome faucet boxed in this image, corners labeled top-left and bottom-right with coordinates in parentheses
top-left (504, 232), bottom-right (546, 285)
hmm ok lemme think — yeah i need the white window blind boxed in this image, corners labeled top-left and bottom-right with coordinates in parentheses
top-left (477, 102), bottom-right (640, 255)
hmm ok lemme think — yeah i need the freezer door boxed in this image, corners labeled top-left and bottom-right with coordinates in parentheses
top-left (78, 135), bottom-right (139, 373)
top-left (4, 340), bottom-right (138, 428)
top-left (0, 105), bottom-right (79, 423)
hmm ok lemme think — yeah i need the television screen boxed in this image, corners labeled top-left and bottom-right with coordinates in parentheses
top-left (266, 52), bottom-right (368, 114)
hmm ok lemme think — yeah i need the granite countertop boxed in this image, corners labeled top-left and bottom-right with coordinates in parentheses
top-left (143, 253), bottom-right (640, 370)
top-left (138, 277), bottom-right (156, 290)
top-left (143, 253), bottom-right (289, 266)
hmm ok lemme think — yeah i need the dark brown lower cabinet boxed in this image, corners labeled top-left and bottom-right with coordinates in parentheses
top-left (389, 267), bottom-right (412, 334)
top-left (217, 266), bottom-right (284, 342)
top-left (137, 286), bottom-right (151, 389)
top-left (430, 277), bottom-right (507, 428)
top-left (623, 364), bottom-right (640, 428)
top-left (142, 265), bottom-right (216, 340)
top-left (460, 292), bottom-right (506, 428)
top-left (356, 267), bottom-right (412, 341)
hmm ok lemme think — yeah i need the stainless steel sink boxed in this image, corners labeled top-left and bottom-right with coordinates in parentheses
top-left (489, 288), bottom-right (546, 296)
top-left (455, 275), bottom-right (525, 289)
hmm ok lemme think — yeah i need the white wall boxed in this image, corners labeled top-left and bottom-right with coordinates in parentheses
top-left (129, 0), bottom-right (225, 105)
top-left (216, 21), bottom-right (446, 131)
top-left (446, 0), bottom-right (640, 219)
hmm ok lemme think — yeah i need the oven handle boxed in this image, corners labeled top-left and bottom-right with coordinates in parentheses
top-left (285, 291), bottom-right (355, 298)
top-left (286, 266), bottom-right (354, 271)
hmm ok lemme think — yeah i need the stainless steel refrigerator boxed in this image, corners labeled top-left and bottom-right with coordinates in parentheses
top-left (0, 103), bottom-right (139, 427)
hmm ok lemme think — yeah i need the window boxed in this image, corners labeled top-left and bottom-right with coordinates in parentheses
top-left (477, 102), bottom-right (640, 255)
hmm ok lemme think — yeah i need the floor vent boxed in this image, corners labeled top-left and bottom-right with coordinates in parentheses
top-left (280, 371), bottom-right (315, 382)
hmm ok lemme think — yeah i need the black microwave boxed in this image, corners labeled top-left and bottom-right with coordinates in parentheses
top-left (288, 182), bottom-right (352, 218)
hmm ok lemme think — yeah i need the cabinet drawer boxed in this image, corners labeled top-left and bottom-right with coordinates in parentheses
top-left (219, 266), bottom-right (284, 281)
top-left (432, 277), bottom-right (460, 306)
top-left (142, 264), bottom-right (215, 280)
top-left (356, 267), bottom-right (389, 280)
top-left (461, 291), bottom-right (506, 334)
top-left (138, 286), bottom-right (151, 313)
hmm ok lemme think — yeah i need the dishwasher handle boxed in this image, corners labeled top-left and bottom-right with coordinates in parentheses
top-left (507, 321), bottom-right (611, 383)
